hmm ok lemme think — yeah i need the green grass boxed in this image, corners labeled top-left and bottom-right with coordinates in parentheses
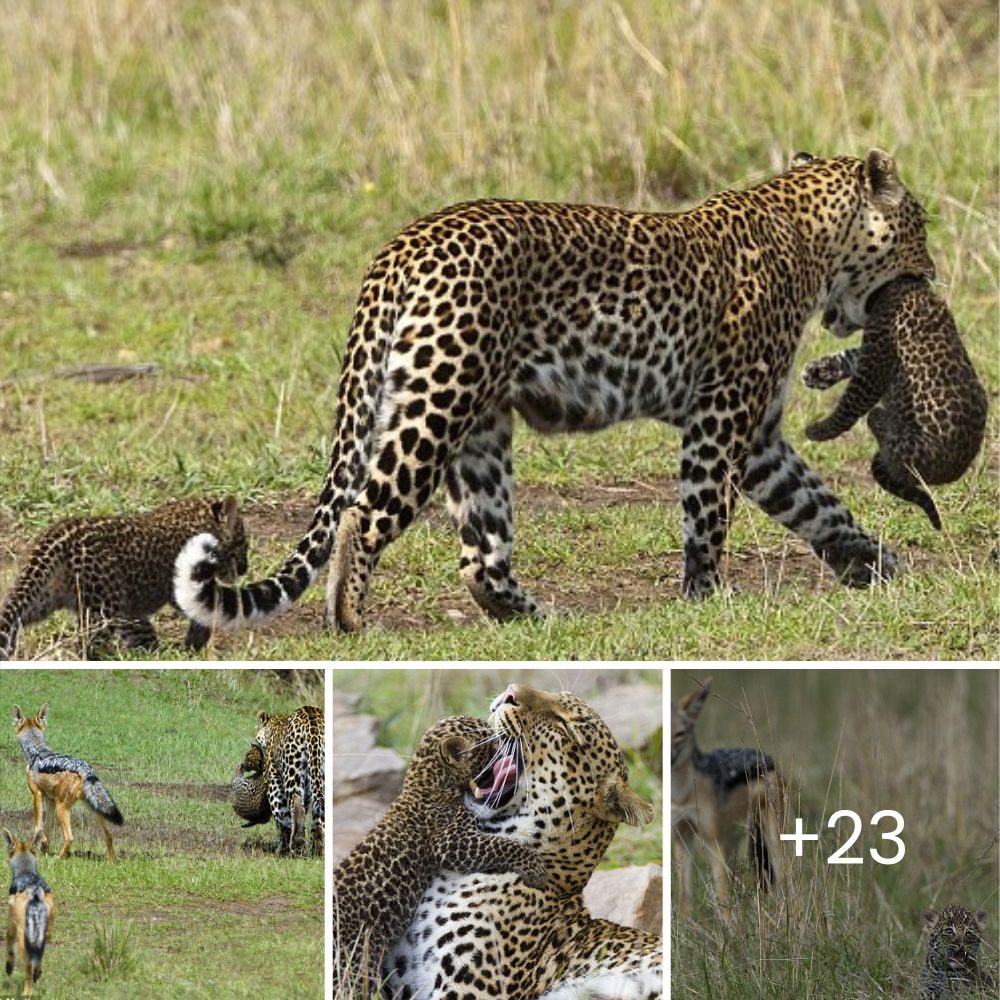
top-left (0, 670), bottom-right (324, 999)
top-left (670, 668), bottom-right (999, 998)
top-left (0, 0), bottom-right (996, 659)
top-left (333, 668), bottom-right (662, 869)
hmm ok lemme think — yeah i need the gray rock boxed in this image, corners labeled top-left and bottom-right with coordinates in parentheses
top-left (583, 864), bottom-right (662, 935)
top-left (332, 795), bottom-right (390, 864)
top-left (588, 683), bottom-right (662, 751)
top-left (332, 713), bottom-right (405, 803)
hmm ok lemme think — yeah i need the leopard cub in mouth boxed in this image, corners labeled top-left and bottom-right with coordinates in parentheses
top-left (803, 276), bottom-right (987, 530)
top-left (333, 715), bottom-right (546, 997)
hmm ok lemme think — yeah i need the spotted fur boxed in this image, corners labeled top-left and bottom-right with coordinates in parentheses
top-left (802, 276), bottom-right (987, 530)
top-left (918, 906), bottom-right (995, 998)
top-left (0, 496), bottom-right (247, 659)
top-left (333, 715), bottom-right (548, 997)
top-left (175, 150), bottom-right (933, 634)
top-left (384, 685), bottom-right (662, 1000)
top-left (254, 706), bottom-right (324, 856)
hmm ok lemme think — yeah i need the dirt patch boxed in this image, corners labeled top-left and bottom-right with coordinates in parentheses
top-left (57, 238), bottom-right (152, 258)
top-left (134, 781), bottom-right (231, 803)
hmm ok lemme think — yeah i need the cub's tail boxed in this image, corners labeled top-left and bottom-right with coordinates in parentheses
top-left (83, 774), bottom-right (124, 826)
top-left (0, 554), bottom-right (60, 661)
top-left (173, 262), bottom-right (399, 634)
top-left (24, 886), bottom-right (47, 980)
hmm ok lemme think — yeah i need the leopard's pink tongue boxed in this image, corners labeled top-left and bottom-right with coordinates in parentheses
top-left (474, 755), bottom-right (517, 800)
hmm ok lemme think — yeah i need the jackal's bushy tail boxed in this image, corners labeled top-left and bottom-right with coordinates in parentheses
top-left (173, 263), bottom-right (400, 633)
top-left (25, 887), bottom-right (47, 979)
top-left (83, 775), bottom-right (124, 825)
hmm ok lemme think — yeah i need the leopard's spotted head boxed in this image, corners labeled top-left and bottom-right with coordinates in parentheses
top-left (467, 684), bottom-right (653, 890)
top-left (922, 905), bottom-right (987, 976)
top-left (780, 149), bottom-right (934, 338)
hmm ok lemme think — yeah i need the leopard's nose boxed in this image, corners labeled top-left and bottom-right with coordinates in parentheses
top-left (490, 685), bottom-right (518, 713)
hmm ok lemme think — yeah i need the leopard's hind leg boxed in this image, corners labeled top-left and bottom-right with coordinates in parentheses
top-left (871, 453), bottom-right (941, 530)
top-left (444, 402), bottom-right (543, 621)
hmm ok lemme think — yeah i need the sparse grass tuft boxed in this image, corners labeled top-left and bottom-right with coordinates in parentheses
top-left (84, 921), bottom-right (141, 982)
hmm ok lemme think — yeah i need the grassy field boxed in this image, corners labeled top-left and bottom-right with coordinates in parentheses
top-left (0, 0), bottom-right (996, 659)
top-left (670, 668), bottom-right (999, 998)
top-left (332, 667), bottom-right (662, 870)
top-left (0, 669), bottom-right (324, 999)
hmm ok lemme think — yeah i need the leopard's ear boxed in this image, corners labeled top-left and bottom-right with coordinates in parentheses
top-left (790, 151), bottom-right (815, 169)
top-left (595, 775), bottom-right (654, 827)
top-left (922, 909), bottom-right (938, 929)
top-left (974, 910), bottom-right (988, 930)
top-left (257, 711), bottom-right (269, 728)
top-left (862, 148), bottom-right (904, 207)
top-left (440, 735), bottom-right (473, 768)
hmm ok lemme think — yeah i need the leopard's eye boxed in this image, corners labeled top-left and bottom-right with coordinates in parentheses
top-left (943, 926), bottom-right (956, 938)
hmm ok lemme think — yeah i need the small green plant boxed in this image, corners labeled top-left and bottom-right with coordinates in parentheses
top-left (84, 921), bottom-right (140, 982)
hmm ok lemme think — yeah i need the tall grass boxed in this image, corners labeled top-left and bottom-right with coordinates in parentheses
top-left (671, 669), bottom-right (999, 998)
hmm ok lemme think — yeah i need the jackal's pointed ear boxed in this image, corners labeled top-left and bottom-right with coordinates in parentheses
top-left (862, 148), bottom-right (904, 208)
top-left (12, 705), bottom-right (23, 726)
top-left (30, 829), bottom-right (44, 853)
top-left (2, 828), bottom-right (13, 852)
top-left (679, 678), bottom-right (711, 721)
top-left (36, 704), bottom-right (48, 728)
top-left (595, 776), bottom-right (654, 827)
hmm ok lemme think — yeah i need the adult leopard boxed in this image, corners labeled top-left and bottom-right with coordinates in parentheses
top-left (381, 684), bottom-right (662, 1000)
top-left (232, 705), bottom-right (324, 856)
top-left (176, 150), bottom-right (933, 634)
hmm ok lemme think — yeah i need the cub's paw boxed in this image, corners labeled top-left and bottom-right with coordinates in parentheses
top-left (802, 355), bottom-right (848, 391)
top-left (823, 539), bottom-right (902, 588)
top-left (519, 856), bottom-right (548, 889)
top-left (804, 419), bottom-right (841, 442)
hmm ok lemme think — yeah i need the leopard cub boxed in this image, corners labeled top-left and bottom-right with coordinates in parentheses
top-left (0, 496), bottom-right (247, 659)
top-left (803, 276), bottom-right (987, 530)
top-left (333, 715), bottom-right (547, 997)
top-left (918, 906), bottom-right (994, 998)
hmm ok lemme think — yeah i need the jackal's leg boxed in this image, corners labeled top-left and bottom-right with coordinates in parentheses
top-left (5, 912), bottom-right (14, 975)
top-left (26, 775), bottom-right (47, 854)
top-left (96, 815), bottom-right (117, 863)
top-left (672, 830), bottom-right (695, 914)
top-left (53, 799), bottom-right (74, 859)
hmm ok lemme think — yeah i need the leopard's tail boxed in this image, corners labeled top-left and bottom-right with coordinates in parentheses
top-left (174, 258), bottom-right (401, 632)
top-left (0, 550), bottom-right (61, 661)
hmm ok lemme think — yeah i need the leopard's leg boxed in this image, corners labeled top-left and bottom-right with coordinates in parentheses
top-left (444, 403), bottom-right (543, 621)
top-left (870, 451), bottom-right (941, 530)
top-left (801, 346), bottom-right (862, 390)
top-left (680, 362), bottom-right (774, 599)
top-left (324, 312), bottom-right (507, 631)
top-left (115, 617), bottom-right (158, 651)
top-left (744, 401), bottom-right (900, 585)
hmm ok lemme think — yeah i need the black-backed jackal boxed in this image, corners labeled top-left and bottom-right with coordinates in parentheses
top-left (4, 829), bottom-right (55, 997)
top-left (671, 677), bottom-right (786, 920)
top-left (12, 704), bottom-right (124, 862)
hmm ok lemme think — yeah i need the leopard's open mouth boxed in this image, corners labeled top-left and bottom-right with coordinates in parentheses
top-left (467, 742), bottom-right (523, 811)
